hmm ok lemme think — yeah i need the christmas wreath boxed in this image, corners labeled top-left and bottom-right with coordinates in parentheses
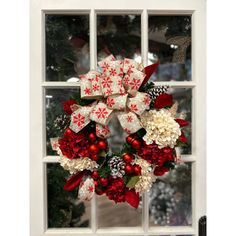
top-left (51, 54), bottom-right (189, 208)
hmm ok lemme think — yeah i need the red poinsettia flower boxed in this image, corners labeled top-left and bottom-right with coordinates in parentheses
top-left (154, 93), bottom-right (173, 109)
top-left (59, 129), bottom-right (90, 159)
top-left (63, 99), bottom-right (77, 115)
top-left (138, 143), bottom-right (175, 165)
top-left (106, 178), bottom-right (126, 203)
top-left (154, 166), bottom-right (169, 176)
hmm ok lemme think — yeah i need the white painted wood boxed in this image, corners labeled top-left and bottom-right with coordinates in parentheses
top-left (30, 0), bottom-right (206, 235)
top-left (191, 4), bottom-right (207, 235)
top-left (42, 81), bottom-right (196, 88)
top-left (40, 0), bottom-right (199, 11)
top-left (43, 154), bottom-right (196, 163)
top-left (30, 1), bottom-right (45, 235)
top-left (44, 226), bottom-right (195, 235)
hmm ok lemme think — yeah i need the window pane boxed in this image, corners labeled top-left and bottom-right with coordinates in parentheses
top-left (149, 163), bottom-right (192, 226)
top-left (97, 195), bottom-right (142, 227)
top-left (47, 163), bottom-right (91, 228)
top-left (148, 16), bottom-right (191, 81)
top-left (45, 88), bottom-right (80, 155)
top-left (45, 15), bottom-right (90, 81)
top-left (97, 15), bottom-right (141, 61)
top-left (171, 88), bottom-right (192, 155)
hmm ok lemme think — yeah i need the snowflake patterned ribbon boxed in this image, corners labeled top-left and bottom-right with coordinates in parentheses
top-left (69, 54), bottom-right (151, 137)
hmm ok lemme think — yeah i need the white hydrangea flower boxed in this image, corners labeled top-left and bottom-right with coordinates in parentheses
top-left (59, 155), bottom-right (98, 175)
top-left (140, 109), bottom-right (181, 148)
top-left (132, 157), bottom-right (156, 194)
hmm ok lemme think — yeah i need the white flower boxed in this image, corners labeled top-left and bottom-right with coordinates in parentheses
top-left (59, 155), bottom-right (98, 175)
top-left (140, 109), bottom-right (181, 148)
top-left (132, 157), bottom-right (156, 194)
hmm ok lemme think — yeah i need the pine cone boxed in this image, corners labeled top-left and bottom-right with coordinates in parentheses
top-left (54, 114), bottom-right (70, 133)
top-left (108, 156), bottom-right (125, 178)
top-left (148, 86), bottom-right (169, 106)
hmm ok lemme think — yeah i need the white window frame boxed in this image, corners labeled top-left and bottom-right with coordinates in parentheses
top-left (30, 0), bottom-right (206, 235)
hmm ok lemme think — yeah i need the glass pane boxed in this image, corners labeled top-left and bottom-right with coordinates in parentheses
top-left (45, 88), bottom-right (80, 155)
top-left (97, 15), bottom-right (141, 61)
top-left (45, 15), bottom-right (90, 81)
top-left (47, 163), bottom-right (91, 228)
top-left (149, 163), bottom-right (192, 226)
top-left (97, 195), bottom-right (142, 227)
top-left (171, 88), bottom-right (192, 154)
top-left (148, 16), bottom-right (191, 81)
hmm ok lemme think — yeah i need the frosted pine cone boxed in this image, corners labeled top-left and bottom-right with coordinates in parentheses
top-left (54, 114), bottom-right (70, 133)
top-left (108, 156), bottom-right (125, 178)
top-left (148, 86), bottom-right (169, 105)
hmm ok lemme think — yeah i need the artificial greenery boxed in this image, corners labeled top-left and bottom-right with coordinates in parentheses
top-left (47, 164), bottom-right (89, 228)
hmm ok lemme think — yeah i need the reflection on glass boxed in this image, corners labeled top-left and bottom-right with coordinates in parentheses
top-left (171, 88), bottom-right (192, 154)
top-left (47, 163), bottom-right (91, 228)
top-left (149, 163), bottom-right (192, 226)
top-left (97, 195), bottom-right (142, 227)
top-left (97, 15), bottom-right (141, 61)
top-left (45, 15), bottom-right (90, 81)
top-left (45, 89), bottom-right (80, 155)
top-left (148, 16), bottom-right (191, 81)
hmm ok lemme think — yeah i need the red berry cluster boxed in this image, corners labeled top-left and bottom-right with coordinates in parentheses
top-left (59, 128), bottom-right (107, 161)
top-left (122, 153), bottom-right (141, 175)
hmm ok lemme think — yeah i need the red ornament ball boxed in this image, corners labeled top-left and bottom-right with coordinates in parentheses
top-left (125, 164), bottom-right (134, 174)
top-left (99, 177), bottom-right (108, 187)
top-left (134, 165), bottom-right (142, 175)
top-left (91, 171), bottom-right (99, 179)
top-left (126, 135), bottom-right (135, 144)
top-left (97, 140), bottom-right (108, 150)
top-left (131, 139), bottom-right (142, 149)
top-left (89, 144), bottom-right (99, 154)
top-left (88, 132), bottom-right (97, 142)
top-left (122, 153), bottom-right (134, 163)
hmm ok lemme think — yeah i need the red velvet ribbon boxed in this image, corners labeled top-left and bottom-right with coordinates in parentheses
top-left (142, 61), bottom-right (160, 86)
top-left (64, 171), bottom-right (85, 191)
top-left (125, 188), bottom-right (140, 208)
top-left (175, 118), bottom-right (189, 127)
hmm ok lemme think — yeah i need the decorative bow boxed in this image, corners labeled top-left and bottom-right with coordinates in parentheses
top-left (69, 55), bottom-right (158, 138)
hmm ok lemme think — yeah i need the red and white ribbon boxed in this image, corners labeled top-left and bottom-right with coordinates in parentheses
top-left (69, 55), bottom-right (151, 138)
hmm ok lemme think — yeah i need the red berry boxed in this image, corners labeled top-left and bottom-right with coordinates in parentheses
top-left (134, 165), bottom-right (142, 175)
top-left (91, 154), bottom-right (99, 161)
top-left (99, 177), bottom-right (108, 186)
top-left (122, 153), bottom-right (134, 163)
top-left (65, 128), bottom-right (72, 136)
top-left (91, 171), bottom-right (99, 179)
top-left (125, 164), bottom-right (134, 174)
top-left (88, 132), bottom-right (97, 142)
top-left (97, 140), bottom-right (108, 150)
top-left (94, 180), bottom-right (99, 187)
top-left (89, 144), bottom-right (99, 154)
